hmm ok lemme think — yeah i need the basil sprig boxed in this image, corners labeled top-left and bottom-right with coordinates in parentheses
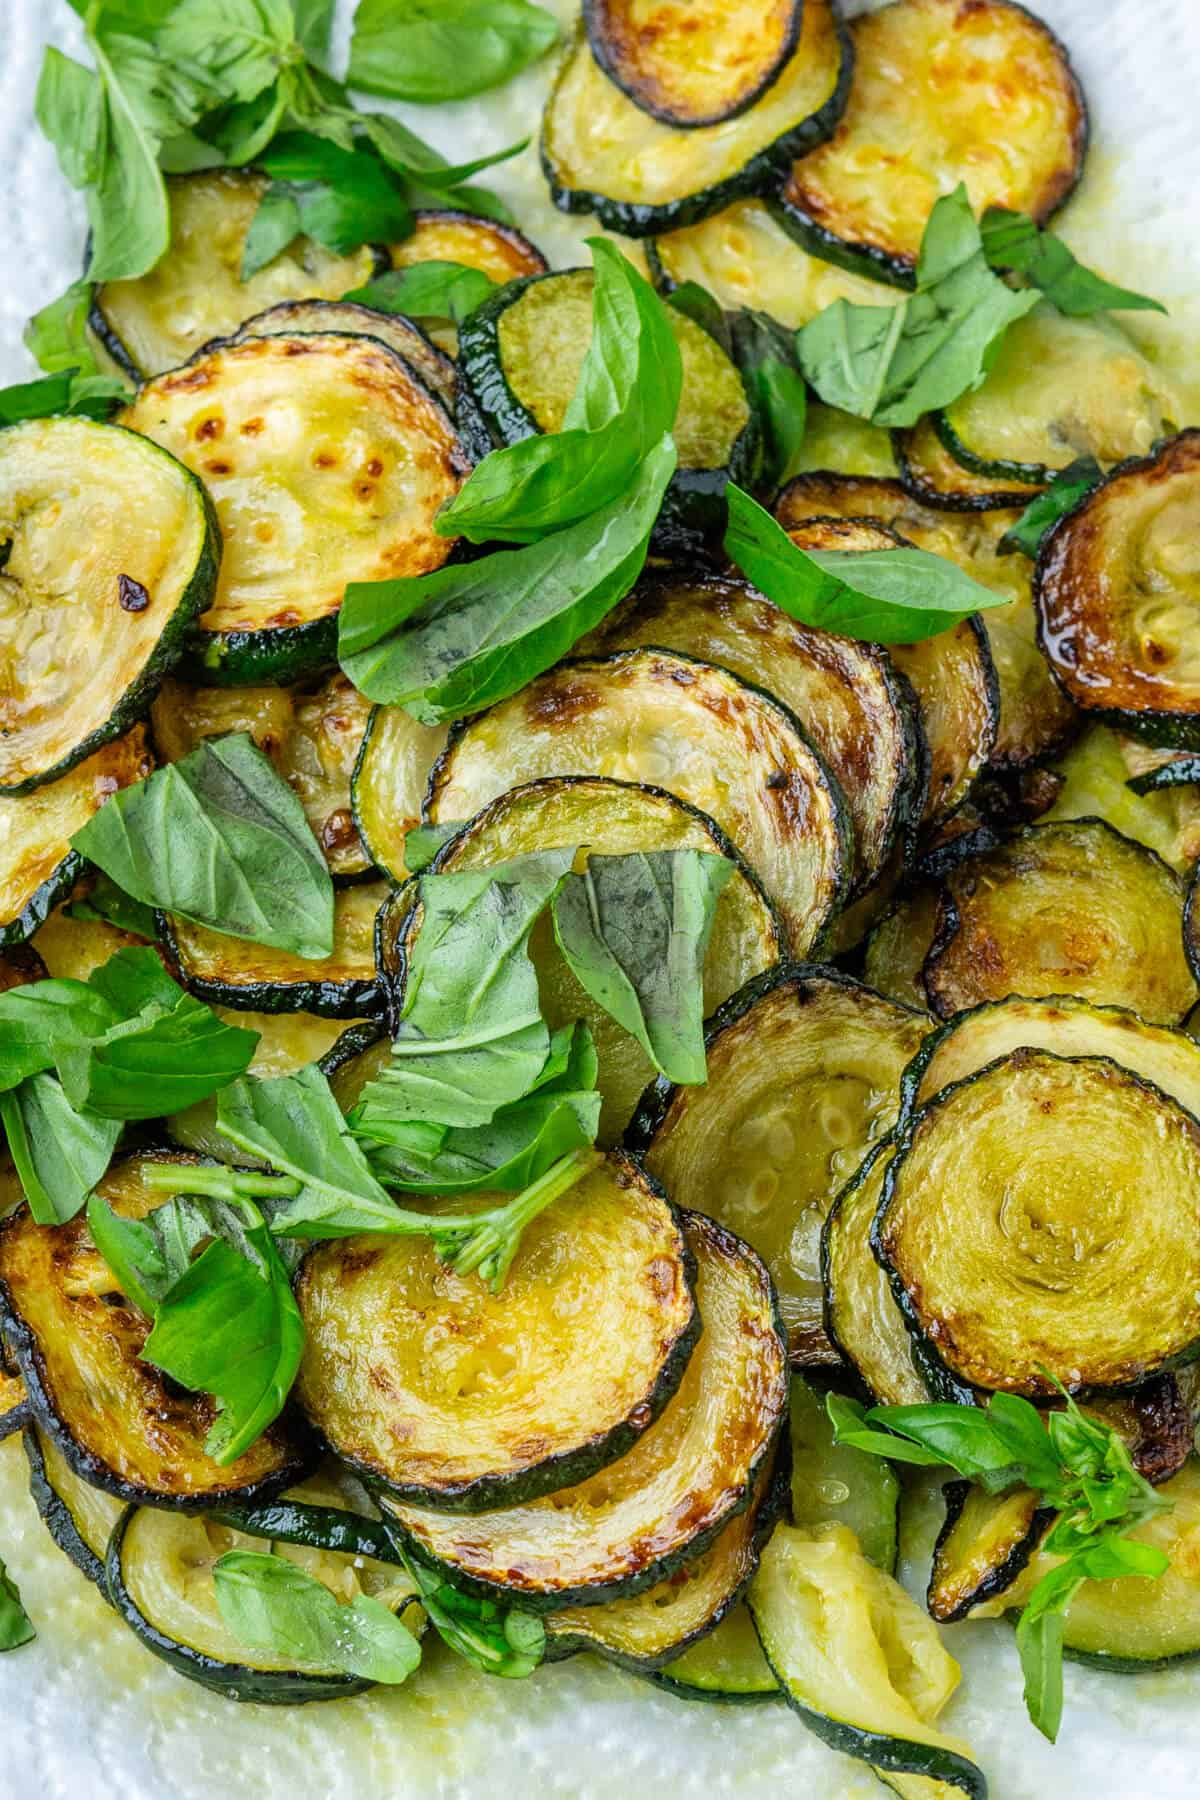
top-left (391, 1545), bottom-right (545, 1678)
top-left (349, 0), bottom-right (558, 104)
top-left (212, 1551), bottom-right (422, 1683)
top-left (345, 261), bottom-right (498, 325)
top-left (728, 309), bottom-right (808, 493)
top-left (981, 209), bottom-right (1167, 317)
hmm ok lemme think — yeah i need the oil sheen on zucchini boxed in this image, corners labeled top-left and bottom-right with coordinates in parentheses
top-left (24, 1423), bottom-right (124, 1592)
top-left (426, 649), bottom-right (850, 958)
top-left (584, 0), bottom-right (804, 129)
top-left (629, 966), bottom-right (928, 1364)
top-left (122, 332), bottom-right (469, 685)
top-left (0, 1152), bottom-right (311, 1507)
top-left (91, 170), bottom-right (383, 379)
top-left (0, 417), bottom-right (218, 793)
top-left (542, 0), bottom-right (851, 236)
top-left (822, 1143), bottom-right (932, 1408)
top-left (379, 1212), bottom-right (789, 1609)
top-left (778, 0), bottom-right (1086, 284)
top-left (406, 776), bottom-right (782, 1143)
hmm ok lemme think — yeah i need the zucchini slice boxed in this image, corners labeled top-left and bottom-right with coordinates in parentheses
top-left (922, 819), bottom-right (1196, 1024)
top-left (91, 170), bottom-right (383, 380)
top-left (403, 776), bottom-right (782, 1143)
top-left (822, 1143), bottom-right (933, 1409)
top-left (797, 404), bottom-right (899, 482)
top-left (296, 1154), bottom-right (698, 1511)
top-left (168, 1007), bottom-right (361, 1160)
top-left (582, 567), bottom-right (924, 896)
top-left (29, 903), bottom-right (148, 981)
top-left (320, 1019), bottom-right (390, 1114)
top-left (863, 888), bottom-right (940, 1013)
top-left (0, 1151), bottom-right (312, 1508)
top-left (0, 1368), bottom-right (29, 1441)
top-left (790, 1378), bottom-right (899, 1574)
top-left (895, 417), bottom-right (1044, 512)
top-left (391, 210), bottom-right (547, 286)
top-left (161, 879), bottom-right (387, 1018)
top-left (379, 1211), bottom-right (789, 1609)
top-left (1035, 431), bottom-right (1200, 748)
top-left (0, 727), bottom-right (153, 946)
top-left (584, 0), bottom-right (804, 129)
top-left (0, 417), bottom-right (218, 793)
top-left (152, 673), bottom-right (374, 881)
top-left (652, 1601), bottom-right (779, 1704)
top-left (748, 1523), bottom-right (985, 1799)
top-left (122, 332), bottom-right (469, 686)
top-left (928, 1482), bottom-right (1051, 1624)
top-left (876, 1050), bottom-right (1200, 1397)
top-left (24, 1423), bottom-right (124, 1592)
top-left (778, 0), bottom-right (1086, 285)
top-left (350, 706), bottom-right (450, 884)
top-left (541, 0), bottom-right (851, 236)
top-left (629, 966), bottom-right (928, 1364)
top-left (1045, 725), bottom-right (1200, 875)
top-left (427, 649), bottom-right (850, 958)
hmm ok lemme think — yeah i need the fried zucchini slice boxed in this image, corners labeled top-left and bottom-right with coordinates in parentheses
top-left (402, 777), bottom-right (782, 1143)
top-left (652, 1600), bottom-right (779, 1703)
top-left (778, 0), bottom-right (1086, 284)
top-left (427, 650), bottom-right (850, 957)
top-left (0, 417), bottom-right (217, 793)
top-left (923, 819), bottom-right (1196, 1024)
top-left (895, 416), bottom-right (1045, 511)
top-left (629, 967), bottom-right (928, 1363)
top-left (0, 1151), bottom-right (312, 1507)
top-left (91, 170), bottom-right (383, 379)
top-left (928, 1482), bottom-right (1051, 1623)
top-left (0, 728), bottom-right (153, 947)
top-left (1045, 725), bottom-right (1200, 874)
top-left (1035, 432), bottom-right (1200, 748)
top-left (122, 332), bottom-right (469, 685)
top-left (584, 0), bottom-right (804, 128)
top-left (542, 0), bottom-right (851, 236)
top-left (24, 1423), bottom-right (123, 1591)
top-left (380, 1212), bottom-right (788, 1607)
top-left (822, 1143), bottom-right (932, 1408)
top-left (350, 706), bottom-right (450, 883)
top-left (876, 1050), bottom-right (1200, 1397)
top-left (391, 209), bottom-right (547, 286)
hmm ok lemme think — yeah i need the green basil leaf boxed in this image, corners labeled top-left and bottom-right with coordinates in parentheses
top-left (213, 1551), bottom-right (421, 1682)
top-left (348, 0), bottom-right (558, 103)
top-left (0, 1075), bottom-right (122, 1226)
top-left (1015, 1602), bottom-right (1068, 1744)
top-left (729, 309), bottom-right (807, 492)
top-left (158, 0), bottom-right (296, 109)
top-left (71, 733), bottom-right (336, 960)
top-left (66, 873), bottom-right (159, 939)
top-left (824, 1393), bottom-right (952, 1468)
top-left (393, 1545), bottom-right (543, 1677)
top-left (865, 1401), bottom-right (1031, 1478)
top-left (87, 1192), bottom-right (184, 1316)
top-left (0, 979), bottom-right (120, 1092)
top-left (400, 821), bottom-right (465, 874)
top-left (981, 208), bottom-right (1167, 317)
top-left (0, 370), bottom-right (128, 427)
top-left (56, 989), bottom-right (259, 1121)
top-left (0, 1558), bottom-right (35, 1653)
top-left (245, 132), bottom-right (413, 271)
top-left (339, 432), bottom-right (676, 722)
top-left (294, 0), bottom-right (336, 60)
top-left (344, 261), bottom-right (496, 324)
top-left (35, 48), bottom-right (106, 189)
top-left (240, 186), bottom-right (304, 279)
top-left (666, 281), bottom-right (731, 355)
top-left (997, 455), bottom-right (1103, 558)
top-left (353, 111), bottom-right (526, 190)
top-left (24, 279), bottom-right (105, 377)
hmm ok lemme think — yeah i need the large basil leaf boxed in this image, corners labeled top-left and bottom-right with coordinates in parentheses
top-left (0, 1075), bottom-right (122, 1226)
top-left (348, 0), bottom-right (558, 103)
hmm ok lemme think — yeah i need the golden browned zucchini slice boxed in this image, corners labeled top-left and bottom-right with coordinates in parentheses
top-left (0, 1151), bottom-right (312, 1507)
top-left (91, 170), bottom-right (382, 379)
top-left (1046, 725), bottom-right (1200, 875)
top-left (821, 1143), bottom-right (932, 1407)
top-left (895, 415), bottom-right (1045, 512)
top-left (379, 1212), bottom-right (788, 1607)
top-left (928, 1482), bottom-right (1051, 1623)
top-left (923, 819), bottom-right (1196, 1024)
top-left (778, 0), bottom-right (1086, 284)
top-left (427, 649), bottom-right (850, 956)
top-left (584, 0), bottom-right (804, 128)
top-left (350, 706), bottom-right (450, 883)
top-left (629, 966), bottom-right (928, 1363)
top-left (28, 904), bottom-right (147, 980)
top-left (391, 209), bottom-right (547, 283)
top-left (877, 1050), bottom-right (1200, 1397)
top-left (1035, 432), bottom-right (1200, 748)
top-left (0, 1367), bottom-right (29, 1440)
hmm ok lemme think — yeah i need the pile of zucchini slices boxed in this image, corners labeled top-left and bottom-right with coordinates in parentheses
top-left (2, 0), bottom-right (1200, 1788)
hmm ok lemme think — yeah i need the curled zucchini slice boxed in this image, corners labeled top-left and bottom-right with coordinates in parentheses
top-left (863, 888), bottom-right (940, 1013)
top-left (822, 1144), bottom-right (932, 1409)
top-left (876, 1050), bottom-right (1200, 1397)
top-left (122, 332), bottom-right (469, 686)
top-left (296, 1154), bottom-right (698, 1511)
top-left (541, 0), bottom-right (851, 236)
top-left (922, 819), bottom-right (1196, 1024)
top-left (652, 1601), bottom-right (779, 1704)
top-left (0, 418), bottom-right (217, 793)
top-left (629, 966), bottom-right (928, 1364)
top-left (1046, 725), bottom-right (1200, 875)
top-left (427, 649), bottom-right (850, 958)
top-left (895, 417), bottom-right (1044, 512)
top-left (0, 727), bottom-right (153, 947)
top-left (778, 0), bottom-right (1086, 285)
top-left (0, 1151), bottom-right (312, 1507)
top-left (24, 1423), bottom-right (124, 1591)
top-left (1035, 432), bottom-right (1200, 748)
top-left (403, 776), bottom-right (782, 1143)
top-left (91, 170), bottom-right (383, 379)
top-left (350, 706), bottom-right (450, 884)
top-left (928, 1482), bottom-right (1050, 1624)
top-left (168, 1008), bottom-right (360, 1160)
top-left (584, 0), bottom-right (803, 129)
top-left (379, 1212), bottom-right (789, 1609)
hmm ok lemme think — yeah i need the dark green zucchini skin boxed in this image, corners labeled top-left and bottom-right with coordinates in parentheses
top-left (648, 1659), bottom-right (781, 1705)
top-left (182, 615), bottom-right (338, 689)
top-left (318, 1018), bottom-right (389, 1082)
top-left (157, 912), bottom-right (387, 1021)
top-left (764, 1691), bottom-right (988, 1799)
top-left (767, 194), bottom-right (914, 291)
top-left (892, 429), bottom-right (1043, 514)
top-left (1128, 758), bottom-right (1200, 796)
top-left (931, 1478), bottom-right (1053, 1624)
top-left (934, 412), bottom-right (1051, 488)
top-left (209, 1498), bottom-right (402, 1565)
top-left (22, 1425), bottom-right (110, 1593)
top-left (0, 1389), bottom-right (30, 1443)
top-left (2, 853), bottom-right (86, 948)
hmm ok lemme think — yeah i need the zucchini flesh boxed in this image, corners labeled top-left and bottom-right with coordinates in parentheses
top-left (409, 776), bottom-right (782, 1144)
top-left (152, 673), bottom-right (374, 881)
top-left (541, 0), bottom-right (850, 236)
top-left (379, 1212), bottom-right (789, 1609)
top-left (1047, 726), bottom-right (1200, 875)
top-left (427, 649), bottom-right (851, 959)
top-left (863, 889), bottom-right (940, 1014)
top-left (629, 966), bottom-right (928, 1364)
top-left (122, 333), bottom-right (469, 686)
top-left (896, 417), bottom-right (1044, 512)
top-left (1035, 431), bottom-right (1200, 747)
top-left (162, 879), bottom-right (388, 1018)
top-left (168, 1007), bottom-right (359, 1160)
top-left (24, 1423), bottom-right (123, 1591)
top-left (923, 819), bottom-right (1196, 1025)
top-left (654, 1600), bottom-right (779, 1703)
top-left (822, 1143), bottom-right (932, 1409)
top-left (392, 209), bottom-right (547, 286)
top-left (0, 1151), bottom-right (311, 1507)
top-left (779, 0), bottom-right (1086, 284)
top-left (0, 417), bottom-right (217, 793)
top-left (928, 1482), bottom-right (1050, 1624)
top-left (29, 904), bottom-right (148, 981)
top-left (296, 1154), bottom-right (699, 1511)
top-left (583, 568), bottom-right (924, 896)
top-left (748, 1523), bottom-right (985, 1799)
top-left (92, 170), bottom-right (381, 379)
top-left (584, 0), bottom-right (804, 129)
top-left (350, 705), bottom-right (450, 884)
top-left (0, 727), bottom-right (153, 947)
top-left (797, 404), bottom-right (899, 481)
top-left (790, 1378), bottom-right (899, 1574)
top-left (877, 1050), bottom-right (1200, 1398)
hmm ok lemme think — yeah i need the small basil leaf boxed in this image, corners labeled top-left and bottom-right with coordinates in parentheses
top-left (348, 0), bottom-right (558, 103)
top-left (729, 309), bottom-right (807, 491)
top-left (401, 821), bottom-right (465, 873)
top-left (86, 1192), bottom-right (182, 1316)
top-left (0, 1558), bottom-right (35, 1652)
top-left (240, 186), bottom-right (303, 280)
top-left (394, 1545), bottom-right (544, 1677)
top-left (0, 979), bottom-right (120, 1093)
top-left (248, 132), bottom-right (414, 267)
top-left (24, 278), bottom-right (105, 377)
top-left (344, 261), bottom-right (496, 324)
top-left (997, 456), bottom-right (1103, 558)
top-left (981, 209), bottom-right (1167, 317)
top-left (1016, 1602), bottom-right (1068, 1744)
top-left (0, 369), bottom-right (128, 426)
top-left (0, 1075), bottom-right (122, 1225)
top-left (214, 1551), bottom-right (421, 1682)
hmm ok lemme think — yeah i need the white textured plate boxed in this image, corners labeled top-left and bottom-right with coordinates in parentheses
top-left (1, 3), bottom-right (1199, 1794)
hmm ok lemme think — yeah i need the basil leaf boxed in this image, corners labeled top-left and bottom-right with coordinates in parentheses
top-left (24, 279), bottom-right (106, 377)
top-left (1016, 1603), bottom-right (1068, 1744)
top-left (797, 185), bottom-right (1041, 428)
top-left (729, 309), bottom-right (807, 492)
top-left (71, 733), bottom-right (335, 960)
top-left (401, 821), bottom-right (464, 874)
top-left (667, 281), bottom-right (731, 355)
top-left (56, 992), bottom-right (259, 1122)
top-left (998, 455), bottom-right (1103, 558)
top-left (352, 109), bottom-right (526, 190)
top-left (157, 0), bottom-right (296, 110)
top-left (0, 370), bottom-right (128, 427)
top-left (213, 1551), bottom-right (421, 1682)
top-left (339, 433), bottom-right (677, 722)
top-left (0, 980), bottom-right (120, 1092)
top-left (725, 483), bottom-right (1004, 644)
top-left (981, 208), bottom-right (1167, 317)
top-left (67, 873), bottom-right (159, 939)
top-left (35, 48), bottom-right (106, 189)
top-left (551, 851), bottom-right (733, 1085)
top-left (0, 1075), bottom-right (122, 1226)
top-left (344, 262), bottom-right (496, 324)
top-left (348, 0), bottom-right (558, 103)
top-left (393, 1546), bottom-right (544, 1678)
top-left (824, 1395), bottom-right (951, 1468)
top-left (0, 1559), bottom-right (35, 1653)
top-left (87, 1192), bottom-right (187, 1317)
top-left (294, 0), bottom-right (336, 60)
top-left (243, 132), bottom-right (413, 276)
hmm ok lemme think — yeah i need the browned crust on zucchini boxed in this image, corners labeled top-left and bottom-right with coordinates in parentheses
top-left (584, 0), bottom-right (805, 129)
